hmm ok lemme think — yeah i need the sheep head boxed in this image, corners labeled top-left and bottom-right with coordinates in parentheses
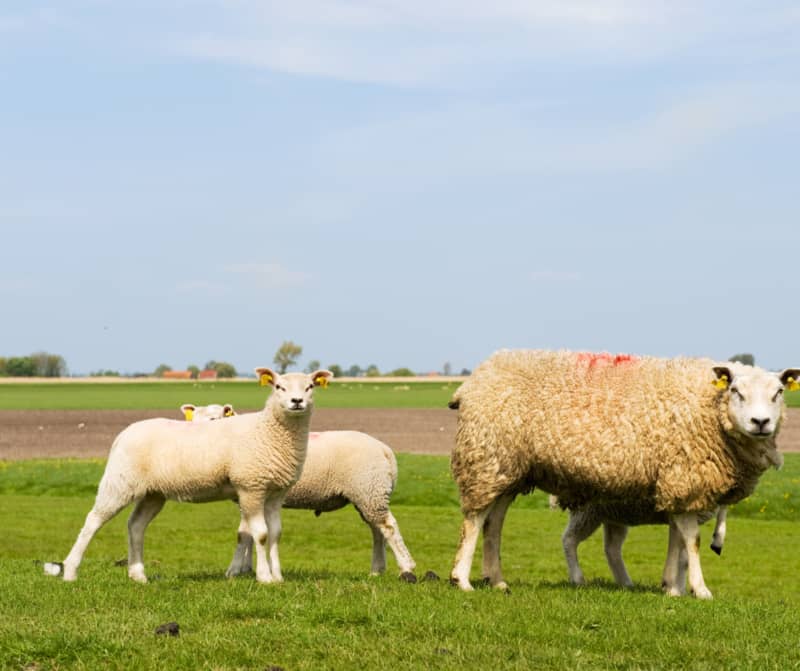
top-left (255, 367), bottom-right (333, 416)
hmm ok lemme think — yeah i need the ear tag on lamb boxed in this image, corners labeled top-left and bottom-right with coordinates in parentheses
top-left (713, 375), bottom-right (729, 390)
top-left (224, 407), bottom-right (233, 417)
top-left (315, 375), bottom-right (329, 389)
top-left (260, 372), bottom-right (272, 387)
top-left (183, 408), bottom-right (194, 421)
top-left (787, 377), bottom-right (800, 392)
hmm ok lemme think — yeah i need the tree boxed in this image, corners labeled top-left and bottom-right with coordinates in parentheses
top-left (388, 367), bottom-right (415, 377)
top-left (274, 341), bottom-right (303, 374)
top-left (6, 357), bottom-right (36, 376)
top-left (346, 364), bottom-right (363, 377)
top-left (153, 363), bottom-right (172, 377)
top-left (213, 362), bottom-right (237, 378)
top-left (32, 351), bottom-right (67, 377)
top-left (729, 353), bottom-right (755, 366)
top-left (327, 364), bottom-right (343, 378)
top-left (460, 368), bottom-right (472, 376)
top-left (187, 365), bottom-right (200, 379)
top-left (304, 360), bottom-right (321, 374)
top-left (443, 362), bottom-right (452, 376)
top-left (365, 364), bottom-right (381, 377)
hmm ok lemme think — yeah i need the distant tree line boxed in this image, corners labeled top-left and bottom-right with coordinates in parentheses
top-left (0, 352), bottom-right (67, 377)
top-left (153, 360), bottom-right (237, 379)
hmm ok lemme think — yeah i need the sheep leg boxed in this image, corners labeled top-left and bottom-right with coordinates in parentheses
top-left (126, 494), bottom-right (166, 583)
top-left (225, 513), bottom-right (254, 578)
top-left (710, 506), bottom-right (727, 555)
top-left (562, 508), bottom-right (602, 586)
top-left (238, 492), bottom-right (272, 583)
top-left (603, 522), bottom-right (633, 587)
top-left (59, 493), bottom-right (132, 581)
top-left (482, 492), bottom-right (514, 590)
top-left (662, 521), bottom-right (685, 596)
top-left (368, 524), bottom-right (387, 576)
top-left (451, 506), bottom-right (491, 591)
top-left (263, 500), bottom-right (283, 583)
top-left (670, 512), bottom-right (712, 599)
top-left (379, 511), bottom-right (416, 577)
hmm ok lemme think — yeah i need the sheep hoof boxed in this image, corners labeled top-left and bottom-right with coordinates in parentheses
top-left (449, 576), bottom-right (474, 591)
top-left (399, 571), bottom-right (417, 584)
top-left (494, 581), bottom-right (510, 593)
top-left (692, 586), bottom-right (713, 600)
top-left (154, 622), bottom-right (180, 637)
top-left (710, 544), bottom-right (722, 556)
top-left (43, 562), bottom-right (63, 577)
top-left (422, 570), bottom-right (440, 582)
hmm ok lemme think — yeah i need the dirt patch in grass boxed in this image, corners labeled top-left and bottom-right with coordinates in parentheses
top-left (3, 407), bottom-right (800, 461)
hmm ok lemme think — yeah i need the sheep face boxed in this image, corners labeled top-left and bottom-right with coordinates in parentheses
top-left (713, 366), bottom-right (799, 439)
top-left (180, 403), bottom-right (235, 422)
top-left (254, 367), bottom-right (333, 415)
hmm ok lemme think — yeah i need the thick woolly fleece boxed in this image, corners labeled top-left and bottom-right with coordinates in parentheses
top-left (450, 350), bottom-right (784, 515)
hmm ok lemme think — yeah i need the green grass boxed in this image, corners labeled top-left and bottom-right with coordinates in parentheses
top-left (0, 380), bottom-right (461, 411)
top-left (2, 455), bottom-right (800, 670)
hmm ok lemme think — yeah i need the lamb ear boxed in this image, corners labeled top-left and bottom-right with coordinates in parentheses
top-left (780, 369), bottom-right (800, 391)
top-left (223, 404), bottom-right (235, 417)
top-left (712, 366), bottom-right (732, 390)
top-left (180, 404), bottom-right (195, 421)
top-left (312, 369), bottom-right (333, 388)
top-left (254, 367), bottom-right (276, 387)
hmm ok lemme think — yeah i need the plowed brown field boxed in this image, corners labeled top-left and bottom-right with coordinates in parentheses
top-left (2, 408), bottom-right (799, 460)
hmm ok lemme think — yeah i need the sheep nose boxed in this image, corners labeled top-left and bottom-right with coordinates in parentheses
top-left (750, 417), bottom-right (770, 431)
top-left (291, 398), bottom-right (303, 406)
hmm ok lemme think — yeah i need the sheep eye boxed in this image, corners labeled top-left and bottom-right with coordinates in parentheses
top-left (276, 385), bottom-right (285, 392)
top-left (731, 387), bottom-right (744, 401)
top-left (773, 389), bottom-right (784, 402)
top-left (306, 384), bottom-right (313, 391)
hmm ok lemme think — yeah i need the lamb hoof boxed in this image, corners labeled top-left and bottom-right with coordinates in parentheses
top-left (43, 562), bottom-right (63, 577)
top-left (692, 586), bottom-right (713, 600)
top-left (494, 581), bottom-right (510, 593)
top-left (449, 576), bottom-right (474, 591)
top-left (422, 570), bottom-right (440, 582)
top-left (399, 571), bottom-right (417, 584)
top-left (710, 544), bottom-right (722, 556)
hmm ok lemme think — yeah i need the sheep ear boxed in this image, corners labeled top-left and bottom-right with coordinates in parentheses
top-left (223, 404), bottom-right (235, 416)
top-left (712, 366), bottom-right (732, 390)
top-left (780, 369), bottom-right (800, 391)
top-left (254, 367), bottom-right (276, 387)
top-left (312, 369), bottom-right (333, 388)
top-left (181, 404), bottom-right (195, 421)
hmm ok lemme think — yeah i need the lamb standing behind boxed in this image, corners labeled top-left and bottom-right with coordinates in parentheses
top-left (448, 350), bottom-right (797, 598)
top-left (44, 368), bottom-right (332, 583)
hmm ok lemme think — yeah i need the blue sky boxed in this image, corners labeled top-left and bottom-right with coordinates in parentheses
top-left (1, 2), bottom-right (799, 375)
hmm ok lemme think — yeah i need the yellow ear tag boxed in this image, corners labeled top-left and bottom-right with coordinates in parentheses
top-left (224, 408), bottom-right (233, 417)
top-left (713, 375), bottom-right (729, 390)
top-left (316, 375), bottom-right (329, 389)
top-left (183, 409), bottom-right (194, 421)
top-left (260, 373), bottom-right (272, 387)
top-left (788, 377), bottom-right (800, 392)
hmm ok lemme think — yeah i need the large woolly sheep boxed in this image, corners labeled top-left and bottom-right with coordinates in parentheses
top-left (183, 403), bottom-right (416, 580)
top-left (44, 368), bottom-right (332, 583)
top-left (448, 350), bottom-right (798, 598)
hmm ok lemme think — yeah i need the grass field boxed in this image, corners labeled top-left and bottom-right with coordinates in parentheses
top-left (2, 455), bottom-right (800, 670)
top-left (0, 380), bottom-right (461, 410)
top-left (1, 379), bottom-right (798, 411)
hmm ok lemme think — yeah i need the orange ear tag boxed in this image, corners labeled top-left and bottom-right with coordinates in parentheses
top-left (260, 373), bottom-right (272, 387)
top-left (183, 409), bottom-right (194, 421)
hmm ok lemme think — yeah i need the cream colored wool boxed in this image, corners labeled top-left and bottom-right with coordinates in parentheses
top-left (449, 349), bottom-right (795, 595)
top-left (451, 350), bottom-right (783, 514)
top-left (225, 430), bottom-right (417, 578)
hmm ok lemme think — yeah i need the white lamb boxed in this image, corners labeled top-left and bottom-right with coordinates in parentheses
top-left (180, 403), bottom-right (234, 422)
top-left (183, 404), bottom-right (416, 580)
top-left (44, 368), bottom-right (332, 583)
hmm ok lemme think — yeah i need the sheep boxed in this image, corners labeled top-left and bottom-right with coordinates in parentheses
top-left (43, 368), bottom-right (332, 583)
top-left (448, 349), bottom-right (798, 598)
top-left (560, 501), bottom-right (726, 595)
top-left (180, 403), bottom-right (234, 422)
top-left (182, 404), bottom-right (417, 580)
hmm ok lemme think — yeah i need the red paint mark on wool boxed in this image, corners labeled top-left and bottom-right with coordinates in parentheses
top-left (309, 432), bottom-right (321, 440)
top-left (576, 352), bottom-right (638, 368)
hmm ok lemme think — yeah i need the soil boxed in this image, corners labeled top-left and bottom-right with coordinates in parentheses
top-left (2, 407), bottom-right (800, 460)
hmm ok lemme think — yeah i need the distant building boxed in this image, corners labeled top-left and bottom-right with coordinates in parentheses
top-left (198, 369), bottom-right (218, 381)
top-left (162, 370), bottom-right (192, 380)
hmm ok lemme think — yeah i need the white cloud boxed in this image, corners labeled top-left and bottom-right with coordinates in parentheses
top-left (224, 262), bottom-right (312, 289)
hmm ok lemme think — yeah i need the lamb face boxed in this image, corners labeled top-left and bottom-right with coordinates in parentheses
top-left (254, 367), bottom-right (333, 415)
top-left (714, 366), bottom-right (799, 439)
top-left (180, 403), bottom-right (235, 422)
